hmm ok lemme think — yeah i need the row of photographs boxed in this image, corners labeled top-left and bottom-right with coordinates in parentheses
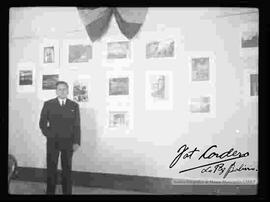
top-left (39, 23), bottom-right (258, 67)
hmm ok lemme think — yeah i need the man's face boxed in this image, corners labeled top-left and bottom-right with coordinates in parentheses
top-left (56, 83), bottom-right (69, 99)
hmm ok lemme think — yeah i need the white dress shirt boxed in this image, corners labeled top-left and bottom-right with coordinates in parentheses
top-left (58, 98), bottom-right (67, 106)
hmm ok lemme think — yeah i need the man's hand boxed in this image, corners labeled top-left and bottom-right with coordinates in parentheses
top-left (73, 144), bottom-right (80, 152)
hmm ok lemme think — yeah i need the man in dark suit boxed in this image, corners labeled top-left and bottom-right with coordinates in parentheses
top-left (39, 81), bottom-right (81, 195)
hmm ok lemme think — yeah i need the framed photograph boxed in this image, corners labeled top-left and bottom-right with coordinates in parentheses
top-left (188, 95), bottom-right (216, 118)
top-left (102, 37), bottom-right (133, 67)
top-left (105, 106), bottom-right (134, 132)
top-left (190, 96), bottom-right (210, 113)
top-left (42, 74), bottom-right (59, 90)
top-left (106, 71), bottom-right (133, 102)
top-left (142, 28), bottom-right (183, 63)
top-left (40, 39), bottom-right (59, 67)
top-left (243, 69), bottom-right (258, 104)
top-left (188, 52), bottom-right (216, 84)
top-left (16, 62), bottom-right (35, 93)
top-left (63, 39), bottom-right (93, 68)
top-left (146, 38), bottom-right (175, 59)
top-left (145, 71), bottom-right (173, 110)
top-left (240, 22), bottom-right (258, 57)
top-left (72, 75), bottom-right (91, 106)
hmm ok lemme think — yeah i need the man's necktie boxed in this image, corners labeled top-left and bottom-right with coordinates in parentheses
top-left (62, 100), bottom-right (64, 107)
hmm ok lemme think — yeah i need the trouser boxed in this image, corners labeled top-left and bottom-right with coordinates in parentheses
top-left (46, 138), bottom-right (73, 195)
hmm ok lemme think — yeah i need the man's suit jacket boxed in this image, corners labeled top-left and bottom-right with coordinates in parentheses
top-left (39, 97), bottom-right (81, 147)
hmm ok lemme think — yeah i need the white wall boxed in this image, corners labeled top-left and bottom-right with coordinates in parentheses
top-left (9, 7), bottom-right (258, 181)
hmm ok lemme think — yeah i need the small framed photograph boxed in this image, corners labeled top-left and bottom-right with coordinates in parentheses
top-left (146, 38), bottom-right (175, 59)
top-left (38, 69), bottom-right (60, 101)
top-left (63, 39), bottom-right (93, 68)
top-left (16, 62), bottom-right (35, 93)
top-left (240, 22), bottom-right (258, 57)
top-left (102, 37), bottom-right (133, 67)
top-left (142, 28), bottom-right (183, 63)
top-left (145, 71), bottom-right (173, 110)
top-left (105, 106), bottom-right (134, 132)
top-left (40, 39), bottom-right (59, 67)
top-left (106, 71), bottom-right (133, 102)
top-left (188, 52), bottom-right (216, 84)
top-left (42, 74), bottom-right (59, 90)
top-left (188, 95), bottom-right (216, 118)
top-left (72, 75), bottom-right (91, 106)
top-left (243, 69), bottom-right (258, 104)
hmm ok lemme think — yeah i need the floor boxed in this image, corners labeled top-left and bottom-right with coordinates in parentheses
top-left (9, 180), bottom-right (151, 195)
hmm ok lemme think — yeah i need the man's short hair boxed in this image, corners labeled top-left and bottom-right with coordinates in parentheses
top-left (56, 81), bottom-right (69, 89)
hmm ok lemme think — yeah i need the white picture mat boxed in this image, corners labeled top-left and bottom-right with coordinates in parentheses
top-left (39, 38), bottom-right (59, 67)
top-left (101, 35), bottom-right (134, 67)
top-left (142, 28), bottom-right (183, 62)
top-left (62, 38), bottom-right (93, 68)
top-left (38, 69), bottom-right (60, 101)
top-left (188, 94), bottom-right (216, 119)
top-left (16, 62), bottom-right (36, 93)
top-left (187, 51), bottom-right (216, 85)
top-left (71, 75), bottom-right (91, 107)
top-left (105, 105), bottom-right (134, 132)
top-left (145, 71), bottom-right (173, 110)
top-left (106, 71), bottom-right (134, 103)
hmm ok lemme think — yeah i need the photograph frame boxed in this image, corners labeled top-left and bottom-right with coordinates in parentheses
top-left (71, 75), bottom-right (91, 107)
top-left (243, 69), bottom-right (258, 104)
top-left (188, 94), bottom-right (216, 119)
top-left (102, 36), bottom-right (133, 67)
top-left (240, 22), bottom-right (258, 58)
top-left (188, 51), bottom-right (216, 85)
top-left (145, 70), bottom-right (173, 111)
top-left (39, 39), bottom-right (59, 68)
top-left (142, 27), bottom-right (183, 63)
top-left (63, 38), bottom-right (93, 68)
top-left (106, 71), bottom-right (134, 103)
top-left (16, 62), bottom-right (35, 93)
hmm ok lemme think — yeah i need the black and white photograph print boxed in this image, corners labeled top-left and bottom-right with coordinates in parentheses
top-left (108, 110), bottom-right (129, 128)
top-left (16, 62), bottom-right (36, 93)
top-left (43, 46), bottom-right (55, 63)
top-left (69, 44), bottom-right (92, 63)
top-left (250, 73), bottom-right (258, 96)
top-left (145, 71), bottom-right (173, 110)
top-left (107, 41), bottom-right (130, 59)
top-left (146, 39), bottom-right (174, 59)
top-left (241, 30), bottom-right (258, 49)
top-left (109, 77), bottom-right (129, 96)
top-left (19, 70), bottom-right (33, 85)
top-left (42, 74), bottom-right (59, 90)
top-left (191, 57), bottom-right (210, 82)
top-left (190, 96), bottom-right (210, 113)
top-left (73, 80), bottom-right (89, 102)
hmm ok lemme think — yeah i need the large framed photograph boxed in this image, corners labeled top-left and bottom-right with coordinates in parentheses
top-left (106, 71), bottom-right (134, 102)
top-left (72, 75), bottom-right (90, 106)
top-left (102, 37), bottom-right (133, 67)
top-left (63, 39), bottom-right (93, 68)
top-left (145, 71), bottom-right (173, 110)
top-left (240, 22), bottom-right (258, 57)
top-left (16, 62), bottom-right (35, 93)
top-left (40, 39), bottom-right (59, 67)
top-left (188, 52), bottom-right (216, 84)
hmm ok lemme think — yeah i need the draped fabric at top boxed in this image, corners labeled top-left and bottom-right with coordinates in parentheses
top-left (77, 7), bottom-right (148, 42)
